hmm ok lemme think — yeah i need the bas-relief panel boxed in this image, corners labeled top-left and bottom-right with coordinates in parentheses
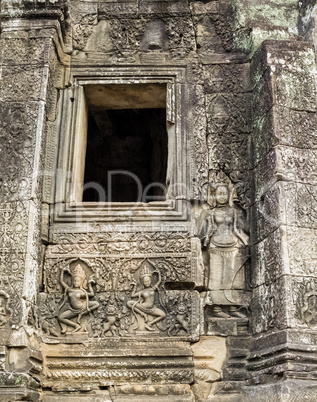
top-left (189, 83), bottom-right (208, 199)
top-left (41, 231), bottom-right (201, 340)
top-left (0, 202), bottom-right (30, 325)
top-left (72, 13), bottom-right (196, 60)
top-left (0, 37), bottom-right (47, 66)
top-left (287, 227), bottom-right (317, 278)
top-left (250, 179), bottom-right (317, 244)
top-left (251, 276), bottom-right (289, 334)
top-left (0, 103), bottom-right (39, 203)
top-left (0, 290), bottom-right (12, 329)
top-left (205, 81), bottom-right (252, 209)
top-left (293, 277), bottom-right (317, 330)
top-left (40, 261), bottom-right (199, 340)
top-left (252, 275), bottom-right (317, 334)
top-left (198, 173), bottom-right (249, 289)
top-left (196, 171), bottom-right (251, 333)
top-left (192, 8), bottom-right (235, 56)
top-left (206, 93), bottom-right (250, 171)
top-left (0, 65), bottom-right (45, 102)
top-left (203, 64), bottom-right (251, 94)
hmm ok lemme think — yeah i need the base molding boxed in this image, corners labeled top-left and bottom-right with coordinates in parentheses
top-left (41, 384), bottom-right (194, 402)
top-left (0, 387), bottom-right (40, 402)
top-left (242, 379), bottom-right (317, 402)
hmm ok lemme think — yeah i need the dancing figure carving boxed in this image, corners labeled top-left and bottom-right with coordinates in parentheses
top-left (127, 261), bottom-right (166, 332)
top-left (58, 264), bottom-right (99, 334)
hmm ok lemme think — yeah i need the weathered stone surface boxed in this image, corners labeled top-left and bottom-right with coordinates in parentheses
top-left (243, 380), bottom-right (317, 402)
top-left (43, 392), bottom-right (112, 402)
top-left (0, 0), bottom-right (317, 400)
top-left (251, 41), bottom-right (317, 170)
top-left (42, 340), bottom-right (194, 389)
top-left (191, 336), bottom-right (227, 401)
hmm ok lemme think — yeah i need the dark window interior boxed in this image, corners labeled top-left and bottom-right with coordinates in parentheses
top-left (83, 108), bottom-right (168, 203)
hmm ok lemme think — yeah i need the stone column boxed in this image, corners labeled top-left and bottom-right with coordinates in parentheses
top-left (248, 39), bottom-right (317, 398)
top-left (0, 2), bottom-right (68, 399)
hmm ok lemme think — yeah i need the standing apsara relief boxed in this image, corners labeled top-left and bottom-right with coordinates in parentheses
top-left (197, 171), bottom-right (250, 318)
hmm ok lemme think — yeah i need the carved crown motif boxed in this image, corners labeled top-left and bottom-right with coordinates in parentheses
top-left (206, 170), bottom-right (238, 207)
top-left (71, 264), bottom-right (86, 280)
top-left (140, 260), bottom-right (153, 278)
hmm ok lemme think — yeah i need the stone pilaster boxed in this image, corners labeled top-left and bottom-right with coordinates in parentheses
top-left (247, 39), bottom-right (317, 398)
top-left (0, 2), bottom-right (68, 398)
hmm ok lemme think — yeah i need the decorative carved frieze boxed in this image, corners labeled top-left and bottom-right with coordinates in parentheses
top-left (0, 104), bottom-right (38, 203)
top-left (41, 252), bottom-right (200, 340)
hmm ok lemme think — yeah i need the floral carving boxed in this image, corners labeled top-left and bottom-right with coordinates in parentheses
top-left (166, 17), bottom-right (196, 58)
top-left (109, 18), bottom-right (146, 57)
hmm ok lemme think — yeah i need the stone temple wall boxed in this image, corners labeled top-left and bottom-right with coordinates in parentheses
top-left (0, 0), bottom-right (317, 401)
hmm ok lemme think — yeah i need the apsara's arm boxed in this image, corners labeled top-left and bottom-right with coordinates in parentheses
top-left (155, 270), bottom-right (162, 289)
top-left (87, 276), bottom-right (96, 297)
top-left (130, 283), bottom-right (140, 298)
top-left (233, 209), bottom-right (249, 246)
top-left (60, 268), bottom-right (69, 290)
top-left (204, 211), bottom-right (216, 247)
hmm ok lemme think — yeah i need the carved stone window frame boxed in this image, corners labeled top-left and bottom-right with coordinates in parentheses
top-left (53, 66), bottom-right (188, 222)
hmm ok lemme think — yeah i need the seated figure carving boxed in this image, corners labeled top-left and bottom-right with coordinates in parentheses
top-left (127, 261), bottom-right (166, 332)
top-left (58, 264), bottom-right (99, 334)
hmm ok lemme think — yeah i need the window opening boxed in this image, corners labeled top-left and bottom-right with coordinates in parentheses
top-left (82, 84), bottom-right (168, 203)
